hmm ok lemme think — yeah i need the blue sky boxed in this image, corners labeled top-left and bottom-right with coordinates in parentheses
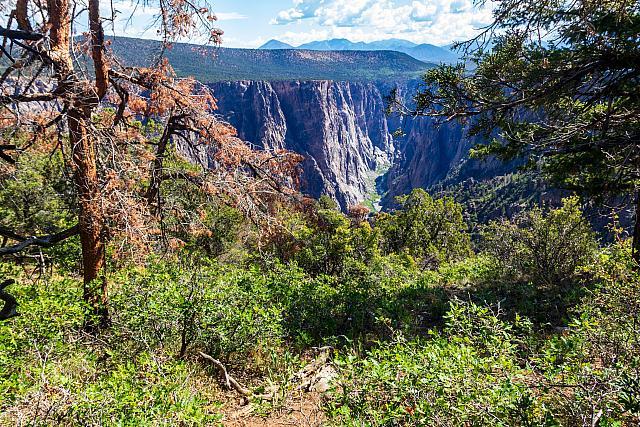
top-left (105, 0), bottom-right (494, 48)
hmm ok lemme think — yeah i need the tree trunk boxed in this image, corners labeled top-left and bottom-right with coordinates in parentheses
top-left (146, 120), bottom-right (172, 210)
top-left (68, 106), bottom-right (109, 328)
top-left (88, 0), bottom-right (109, 98)
top-left (15, 0), bottom-right (32, 32)
top-left (47, 0), bottom-right (109, 328)
top-left (633, 191), bottom-right (640, 267)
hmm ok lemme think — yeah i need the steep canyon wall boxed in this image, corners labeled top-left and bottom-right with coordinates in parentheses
top-left (209, 80), bottom-right (475, 209)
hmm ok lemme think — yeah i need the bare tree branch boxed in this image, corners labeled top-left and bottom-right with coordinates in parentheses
top-left (0, 225), bottom-right (80, 256)
top-left (199, 351), bottom-right (251, 397)
top-left (0, 26), bottom-right (43, 42)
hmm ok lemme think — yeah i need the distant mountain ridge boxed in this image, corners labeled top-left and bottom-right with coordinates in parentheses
top-left (108, 37), bottom-right (432, 82)
top-left (259, 38), bottom-right (459, 64)
top-left (260, 40), bottom-right (294, 50)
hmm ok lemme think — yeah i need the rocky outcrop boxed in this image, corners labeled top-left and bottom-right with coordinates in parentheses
top-left (209, 79), bottom-right (481, 210)
top-left (202, 79), bottom-right (631, 235)
top-left (381, 115), bottom-right (477, 206)
top-left (211, 80), bottom-right (395, 208)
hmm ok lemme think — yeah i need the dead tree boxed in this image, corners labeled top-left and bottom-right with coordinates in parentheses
top-left (0, 0), bottom-right (302, 326)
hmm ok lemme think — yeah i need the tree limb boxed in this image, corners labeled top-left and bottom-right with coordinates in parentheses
top-left (0, 146), bottom-right (17, 164)
top-left (0, 226), bottom-right (26, 242)
top-left (0, 92), bottom-right (59, 104)
top-left (0, 225), bottom-right (80, 256)
top-left (88, 0), bottom-right (109, 99)
top-left (0, 26), bottom-right (43, 41)
top-left (199, 351), bottom-right (251, 396)
top-left (0, 279), bottom-right (18, 320)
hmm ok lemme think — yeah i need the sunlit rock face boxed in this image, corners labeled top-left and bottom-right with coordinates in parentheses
top-left (208, 80), bottom-right (474, 210)
top-left (210, 80), bottom-right (394, 209)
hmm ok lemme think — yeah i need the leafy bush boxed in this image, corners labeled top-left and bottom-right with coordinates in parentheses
top-left (259, 256), bottom-right (450, 346)
top-left (159, 153), bottom-right (244, 258)
top-left (0, 274), bottom-right (221, 426)
top-left (111, 259), bottom-right (284, 362)
top-left (328, 300), bottom-right (555, 426)
top-left (270, 199), bottom-right (381, 277)
top-left (0, 151), bottom-right (80, 271)
top-left (536, 242), bottom-right (640, 426)
top-left (68, 354), bottom-right (221, 426)
top-left (482, 196), bottom-right (597, 288)
top-left (377, 189), bottom-right (472, 268)
top-left (0, 151), bottom-right (74, 234)
top-left (264, 190), bottom-right (472, 276)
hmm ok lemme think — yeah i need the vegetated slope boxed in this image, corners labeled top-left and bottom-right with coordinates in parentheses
top-left (108, 37), bottom-right (433, 82)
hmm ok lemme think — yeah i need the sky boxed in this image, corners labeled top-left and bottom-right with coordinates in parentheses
top-left (103, 0), bottom-right (495, 48)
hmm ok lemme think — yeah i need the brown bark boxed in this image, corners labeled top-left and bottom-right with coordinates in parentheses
top-left (88, 0), bottom-right (109, 99)
top-left (46, 0), bottom-right (72, 77)
top-left (15, 0), bottom-right (32, 32)
top-left (68, 106), bottom-right (108, 327)
top-left (45, 0), bottom-right (109, 327)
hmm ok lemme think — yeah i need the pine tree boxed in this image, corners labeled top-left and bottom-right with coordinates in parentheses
top-left (405, 0), bottom-right (640, 262)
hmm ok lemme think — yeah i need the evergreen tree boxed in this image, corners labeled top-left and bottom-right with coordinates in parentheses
top-left (405, 0), bottom-right (640, 262)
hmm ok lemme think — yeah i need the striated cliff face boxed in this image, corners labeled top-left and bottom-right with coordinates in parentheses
top-left (211, 80), bottom-right (395, 208)
top-left (381, 115), bottom-right (475, 206)
top-left (209, 79), bottom-right (476, 209)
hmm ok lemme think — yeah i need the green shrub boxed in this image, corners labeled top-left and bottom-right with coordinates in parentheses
top-left (264, 190), bottom-right (471, 276)
top-left (111, 259), bottom-right (284, 363)
top-left (69, 353), bottom-right (221, 426)
top-left (0, 274), bottom-right (221, 426)
top-left (377, 189), bottom-right (472, 268)
top-left (536, 241), bottom-right (640, 426)
top-left (0, 151), bottom-right (80, 271)
top-left (482, 196), bottom-right (597, 288)
top-left (328, 300), bottom-right (556, 426)
top-left (481, 197), bottom-right (598, 323)
top-left (261, 257), bottom-right (449, 346)
top-left (272, 200), bottom-right (381, 277)
top-left (160, 161), bottom-right (245, 258)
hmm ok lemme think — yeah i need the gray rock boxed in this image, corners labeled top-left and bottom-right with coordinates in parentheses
top-left (208, 79), bottom-right (477, 210)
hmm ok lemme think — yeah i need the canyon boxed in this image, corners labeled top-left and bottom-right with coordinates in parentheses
top-left (108, 37), bottom-right (536, 217)
top-left (105, 37), bottom-right (544, 218)
top-left (111, 37), bottom-right (482, 211)
top-left (209, 79), bottom-right (479, 210)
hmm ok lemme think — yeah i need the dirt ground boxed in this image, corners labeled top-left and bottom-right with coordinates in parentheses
top-left (221, 391), bottom-right (327, 427)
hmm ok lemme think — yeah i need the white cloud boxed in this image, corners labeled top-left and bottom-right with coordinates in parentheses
top-left (273, 0), bottom-right (380, 26)
top-left (410, 1), bottom-right (437, 22)
top-left (271, 0), bottom-right (494, 46)
top-left (271, 0), bottom-right (324, 25)
top-left (216, 12), bottom-right (248, 21)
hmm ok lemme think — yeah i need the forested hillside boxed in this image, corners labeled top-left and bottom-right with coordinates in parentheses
top-left (1, 0), bottom-right (639, 426)
top-left (109, 37), bottom-right (432, 82)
